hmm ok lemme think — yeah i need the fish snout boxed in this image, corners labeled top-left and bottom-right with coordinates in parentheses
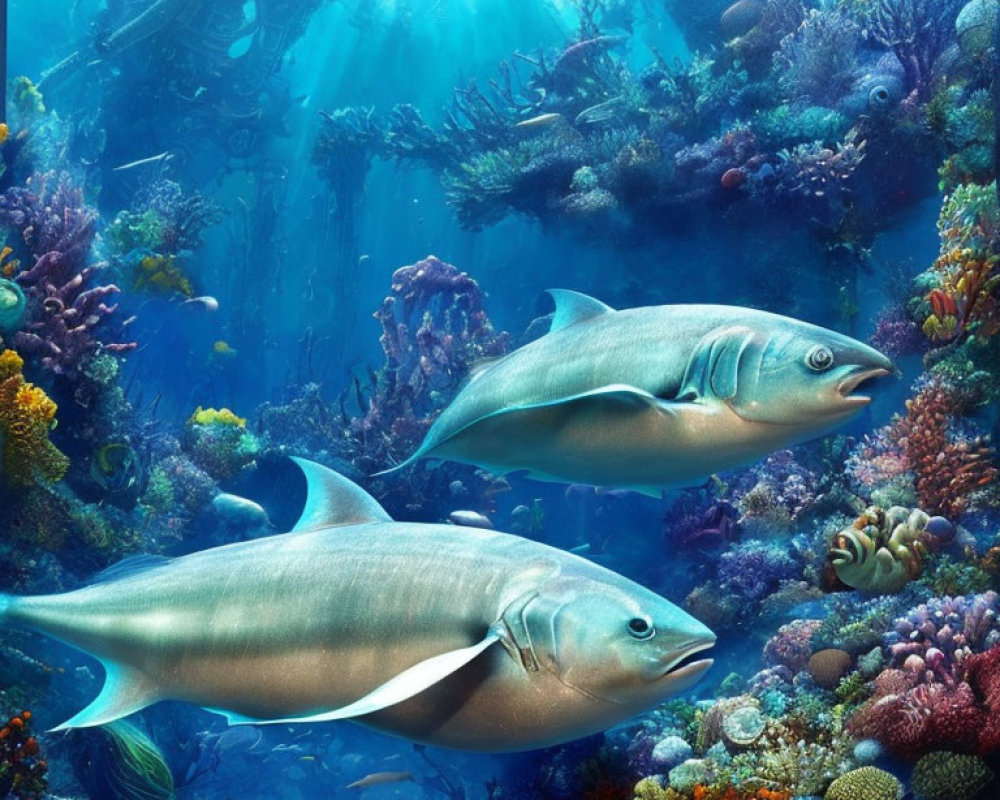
top-left (834, 365), bottom-right (893, 408)
top-left (658, 633), bottom-right (716, 686)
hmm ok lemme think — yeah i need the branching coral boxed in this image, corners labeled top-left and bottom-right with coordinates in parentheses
top-left (0, 349), bottom-right (69, 487)
top-left (865, 0), bottom-right (964, 100)
top-left (773, 10), bottom-right (861, 106)
top-left (0, 172), bottom-right (136, 376)
top-left (350, 255), bottom-right (509, 473)
top-left (890, 377), bottom-right (997, 517)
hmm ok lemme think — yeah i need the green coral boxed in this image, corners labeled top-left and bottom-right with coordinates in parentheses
top-left (183, 409), bottom-right (259, 480)
top-left (834, 671), bottom-right (869, 707)
top-left (824, 767), bottom-right (902, 800)
top-left (912, 751), bottom-right (994, 800)
top-left (922, 554), bottom-right (993, 597)
top-left (141, 466), bottom-right (175, 514)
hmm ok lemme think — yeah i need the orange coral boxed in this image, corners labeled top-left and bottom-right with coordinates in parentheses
top-left (0, 349), bottom-right (70, 486)
top-left (891, 379), bottom-right (997, 516)
top-left (690, 786), bottom-right (790, 800)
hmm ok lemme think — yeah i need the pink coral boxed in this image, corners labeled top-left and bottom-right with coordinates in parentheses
top-left (763, 619), bottom-right (822, 672)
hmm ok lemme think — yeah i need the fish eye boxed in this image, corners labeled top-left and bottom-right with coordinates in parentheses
top-left (805, 345), bottom-right (834, 372)
top-left (627, 616), bottom-right (655, 639)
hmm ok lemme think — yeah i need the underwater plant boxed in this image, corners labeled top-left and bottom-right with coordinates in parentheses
top-left (68, 720), bottom-right (175, 800)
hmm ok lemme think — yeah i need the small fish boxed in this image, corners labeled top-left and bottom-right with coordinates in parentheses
top-left (447, 510), bottom-right (494, 529)
top-left (515, 113), bottom-right (562, 129)
top-left (213, 340), bottom-right (237, 357)
top-left (181, 296), bottom-right (220, 312)
top-left (346, 771), bottom-right (415, 790)
top-left (574, 96), bottom-right (625, 125)
top-left (112, 151), bottom-right (172, 171)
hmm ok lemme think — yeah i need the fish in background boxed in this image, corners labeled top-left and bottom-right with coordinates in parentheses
top-left (384, 290), bottom-right (894, 496)
top-left (0, 458), bottom-right (714, 752)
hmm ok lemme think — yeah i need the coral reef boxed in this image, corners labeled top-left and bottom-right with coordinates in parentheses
top-left (823, 766), bottom-right (901, 800)
top-left (0, 710), bottom-right (47, 800)
top-left (183, 407), bottom-right (259, 481)
top-left (0, 172), bottom-right (136, 377)
top-left (0, 349), bottom-right (69, 486)
top-left (910, 751), bottom-right (994, 800)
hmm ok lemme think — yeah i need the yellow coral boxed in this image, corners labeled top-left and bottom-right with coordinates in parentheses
top-left (132, 254), bottom-right (194, 298)
top-left (0, 349), bottom-right (70, 486)
top-left (188, 406), bottom-right (246, 428)
top-left (824, 767), bottom-right (901, 800)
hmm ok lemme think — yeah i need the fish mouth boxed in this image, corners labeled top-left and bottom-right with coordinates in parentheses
top-left (660, 639), bottom-right (715, 683)
top-left (835, 367), bottom-right (892, 408)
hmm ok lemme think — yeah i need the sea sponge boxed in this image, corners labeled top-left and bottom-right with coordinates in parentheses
top-left (188, 406), bottom-right (246, 427)
top-left (911, 751), bottom-right (994, 800)
top-left (0, 349), bottom-right (70, 486)
top-left (808, 648), bottom-right (853, 689)
top-left (824, 767), bottom-right (902, 800)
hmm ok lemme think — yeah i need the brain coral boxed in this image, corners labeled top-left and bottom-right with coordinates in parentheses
top-left (0, 349), bottom-right (69, 486)
top-left (808, 648), bottom-right (853, 689)
top-left (824, 767), bottom-right (902, 800)
top-left (911, 751), bottom-right (994, 800)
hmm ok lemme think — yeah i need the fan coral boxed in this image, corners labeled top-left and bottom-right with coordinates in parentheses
top-left (0, 349), bottom-right (69, 486)
top-left (823, 766), bottom-right (902, 800)
top-left (0, 709), bottom-right (48, 800)
top-left (808, 649), bottom-right (853, 689)
top-left (911, 751), bottom-right (994, 800)
top-left (829, 506), bottom-right (931, 593)
top-left (773, 10), bottom-right (861, 106)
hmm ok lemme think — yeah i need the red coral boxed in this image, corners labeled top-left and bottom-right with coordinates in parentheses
top-left (890, 378), bottom-right (997, 517)
top-left (963, 645), bottom-right (1000, 754)
top-left (762, 619), bottom-right (822, 672)
top-left (848, 679), bottom-right (984, 759)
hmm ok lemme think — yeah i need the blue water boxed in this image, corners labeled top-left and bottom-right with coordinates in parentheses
top-left (1, 0), bottom-right (998, 798)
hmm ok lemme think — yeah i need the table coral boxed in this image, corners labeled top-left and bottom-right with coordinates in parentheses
top-left (0, 349), bottom-right (69, 486)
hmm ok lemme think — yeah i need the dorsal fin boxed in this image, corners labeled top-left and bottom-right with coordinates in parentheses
top-left (547, 289), bottom-right (614, 332)
top-left (291, 457), bottom-right (391, 531)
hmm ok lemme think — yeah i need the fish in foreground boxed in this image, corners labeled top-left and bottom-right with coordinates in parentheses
top-left (384, 290), bottom-right (894, 495)
top-left (0, 458), bottom-right (714, 751)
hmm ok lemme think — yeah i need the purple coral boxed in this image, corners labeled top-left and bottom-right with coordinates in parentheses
top-left (0, 172), bottom-right (136, 376)
top-left (869, 304), bottom-right (930, 358)
top-left (718, 540), bottom-right (801, 601)
top-left (884, 592), bottom-right (1000, 685)
top-left (866, 0), bottom-right (964, 100)
top-left (351, 255), bottom-right (509, 470)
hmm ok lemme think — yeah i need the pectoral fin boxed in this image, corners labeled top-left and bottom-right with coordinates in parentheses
top-left (678, 326), bottom-right (765, 401)
top-left (50, 661), bottom-right (159, 731)
top-left (236, 626), bottom-right (504, 727)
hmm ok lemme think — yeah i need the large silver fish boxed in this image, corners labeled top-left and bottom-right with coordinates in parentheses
top-left (0, 458), bottom-right (715, 751)
top-left (385, 290), bottom-right (894, 495)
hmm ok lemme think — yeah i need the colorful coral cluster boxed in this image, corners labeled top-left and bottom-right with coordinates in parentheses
top-left (0, 710), bottom-right (47, 800)
top-left (0, 349), bottom-right (69, 487)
